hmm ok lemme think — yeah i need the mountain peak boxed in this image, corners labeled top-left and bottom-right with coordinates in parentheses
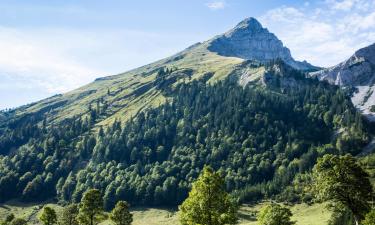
top-left (207, 17), bottom-right (317, 71)
top-left (234, 17), bottom-right (263, 31)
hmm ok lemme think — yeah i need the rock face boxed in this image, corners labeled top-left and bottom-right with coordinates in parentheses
top-left (310, 43), bottom-right (375, 119)
top-left (208, 18), bottom-right (316, 70)
top-left (310, 43), bottom-right (375, 86)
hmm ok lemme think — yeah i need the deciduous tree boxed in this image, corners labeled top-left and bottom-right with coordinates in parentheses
top-left (257, 203), bottom-right (295, 225)
top-left (179, 166), bottom-right (238, 225)
top-left (39, 206), bottom-right (57, 225)
top-left (313, 154), bottom-right (373, 225)
top-left (77, 189), bottom-right (104, 225)
top-left (59, 204), bottom-right (79, 225)
top-left (110, 201), bottom-right (133, 225)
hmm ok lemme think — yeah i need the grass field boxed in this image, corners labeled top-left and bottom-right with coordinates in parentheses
top-left (0, 201), bottom-right (330, 225)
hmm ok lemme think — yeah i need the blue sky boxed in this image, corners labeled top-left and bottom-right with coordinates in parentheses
top-left (0, 0), bottom-right (374, 109)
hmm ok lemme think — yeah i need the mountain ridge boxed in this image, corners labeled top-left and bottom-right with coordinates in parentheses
top-left (310, 43), bottom-right (375, 119)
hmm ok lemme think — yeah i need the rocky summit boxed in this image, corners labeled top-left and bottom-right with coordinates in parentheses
top-left (310, 43), bottom-right (375, 119)
top-left (207, 17), bottom-right (316, 71)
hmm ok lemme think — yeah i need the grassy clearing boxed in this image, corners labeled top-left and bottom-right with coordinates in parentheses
top-left (0, 201), bottom-right (330, 225)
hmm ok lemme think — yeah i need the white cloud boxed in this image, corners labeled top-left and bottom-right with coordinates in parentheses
top-left (260, 0), bottom-right (375, 67)
top-left (206, 1), bottom-right (226, 10)
top-left (326, 0), bottom-right (356, 11)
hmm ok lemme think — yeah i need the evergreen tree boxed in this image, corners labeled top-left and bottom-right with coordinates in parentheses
top-left (109, 201), bottom-right (133, 225)
top-left (179, 166), bottom-right (238, 225)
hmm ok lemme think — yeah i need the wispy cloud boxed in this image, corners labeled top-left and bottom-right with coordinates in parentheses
top-left (206, 1), bottom-right (226, 10)
top-left (260, 0), bottom-right (375, 67)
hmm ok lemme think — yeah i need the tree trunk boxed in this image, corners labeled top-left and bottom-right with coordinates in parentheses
top-left (354, 215), bottom-right (359, 225)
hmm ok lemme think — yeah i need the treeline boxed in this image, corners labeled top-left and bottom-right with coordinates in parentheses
top-left (1, 154), bottom-right (373, 225)
top-left (0, 62), bottom-right (369, 207)
top-left (1, 189), bottom-right (133, 225)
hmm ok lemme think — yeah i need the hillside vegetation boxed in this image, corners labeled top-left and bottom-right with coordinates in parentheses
top-left (0, 60), bottom-right (368, 208)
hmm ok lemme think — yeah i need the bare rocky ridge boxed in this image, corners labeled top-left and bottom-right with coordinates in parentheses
top-left (208, 17), bottom-right (317, 71)
top-left (310, 43), bottom-right (375, 119)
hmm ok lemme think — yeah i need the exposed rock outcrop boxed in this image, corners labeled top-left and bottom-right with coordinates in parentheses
top-left (310, 43), bottom-right (375, 119)
top-left (208, 18), bottom-right (317, 71)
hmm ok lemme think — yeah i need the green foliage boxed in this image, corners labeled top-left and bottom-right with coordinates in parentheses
top-left (313, 154), bottom-right (373, 223)
top-left (8, 218), bottom-right (27, 225)
top-left (327, 206), bottom-right (354, 225)
top-left (59, 204), bottom-right (79, 225)
top-left (39, 207), bottom-right (57, 225)
top-left (0, 214), bottom-right (15, 225)
top-left (77, 189), bottom-right (105, 225)
top-left (179, 166), bottom-right (238, 225)
top-left (363, 209), bottom-right (375, 225)
top-left (257, 203), bottom-right (295, 225)
top-left (109, 201), bottom-right (133, 225)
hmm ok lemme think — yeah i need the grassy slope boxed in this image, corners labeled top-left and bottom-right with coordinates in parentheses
top-left (7, 42), bottom-right (244, 129)
top-left (0, 202), bottom-right (330, 225)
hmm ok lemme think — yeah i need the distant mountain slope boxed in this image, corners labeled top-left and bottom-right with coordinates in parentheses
top-left (208, 18), bottom-right (318, 71)
top-left (310, 43), bottom-right (375, 119)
